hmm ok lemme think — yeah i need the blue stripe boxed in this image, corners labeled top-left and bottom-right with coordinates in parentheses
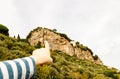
top-left (29, 57), bottom-right (36, 78)
top-left (0, 68), bottom-right (3, 79)
top-left (14, 60), bottom-right (22, 79)
top-left (3, 62), bottom-right (14, 79)
top-left (21, 58), bottom-right (30, 79)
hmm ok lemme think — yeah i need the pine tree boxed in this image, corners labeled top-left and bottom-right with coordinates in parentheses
top-left (17, 34), bottom-right (21, 40)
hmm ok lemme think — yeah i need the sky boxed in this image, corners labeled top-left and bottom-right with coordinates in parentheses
top-left (0, 0), bottom-right (120, 69)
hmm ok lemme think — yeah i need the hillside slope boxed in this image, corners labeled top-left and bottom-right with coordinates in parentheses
top-left (0, 32), bottom-right (120, 78)
top-left (27, 27), bottom-right (102, 64)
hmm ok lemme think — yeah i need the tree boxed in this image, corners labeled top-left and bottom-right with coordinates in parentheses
top-left (14, 36), bottom-right (16, 38)
top-left (53, 29), bottom-right (57, 32)
top-left (17, 34), bottom-right (21, 40)
top-left (0, 24), bottom-right (9, 36)
top-left (93, 55), bottom-right (99, 60)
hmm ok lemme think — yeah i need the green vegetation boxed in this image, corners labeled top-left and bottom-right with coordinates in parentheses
top-left (75, 41), bottom-right (88, 51)
top-left (58, 33), bottom-right (72, 42)
top-left (0, 24), bottom-right (9, 36)
top-left (0, 34), bottom-right (35, 60)
top-left (93, 55), bottom-right (99, 60)
top-left (17, 34), bottom-right (21, 40)
top-left (0, 33), bottom-right (120, 79)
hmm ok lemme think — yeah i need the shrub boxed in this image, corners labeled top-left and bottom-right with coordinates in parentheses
top-left (93, 74), bottom-right (111, 79)
top-left (75, 42), bottom-right (88, 51)
top-left (93, 55), bottom-right (99, 60)
top-left (35, 41), bottom-right (42, 48)
top-left (58, 33), bottom-right (72, 42)
top-left (0, 24), bottom-right (9, 36)
top-left (104, 70), bottom-right (117, 79)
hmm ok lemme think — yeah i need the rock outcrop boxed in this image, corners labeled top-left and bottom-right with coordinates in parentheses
top-left (27, 27), bottom-right (103, 65)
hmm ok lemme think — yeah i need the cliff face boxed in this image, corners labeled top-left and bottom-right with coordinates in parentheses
top-left (27, 27), bottom-right (102, 64)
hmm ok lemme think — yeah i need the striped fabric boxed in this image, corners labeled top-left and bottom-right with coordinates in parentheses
top-left (0, 57), bottom-right (36, 79)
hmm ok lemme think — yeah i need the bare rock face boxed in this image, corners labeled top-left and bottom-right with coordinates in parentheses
top-left (74, 47), bottom-right (102, 65)
top-left (74, 47), bottom-right (94, 61)
top-left (27, 27), bottom-right (103, 64)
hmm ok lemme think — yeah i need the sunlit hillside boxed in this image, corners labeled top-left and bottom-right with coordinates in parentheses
top-left (0, 25), bottom-right (120, 79)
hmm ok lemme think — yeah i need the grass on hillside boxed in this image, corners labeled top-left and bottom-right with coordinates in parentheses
top-left (0, 33), bottom-right (120, 79)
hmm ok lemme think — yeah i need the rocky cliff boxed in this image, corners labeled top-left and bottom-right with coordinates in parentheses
top-left (27, 27), bottom-right (102, 64)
